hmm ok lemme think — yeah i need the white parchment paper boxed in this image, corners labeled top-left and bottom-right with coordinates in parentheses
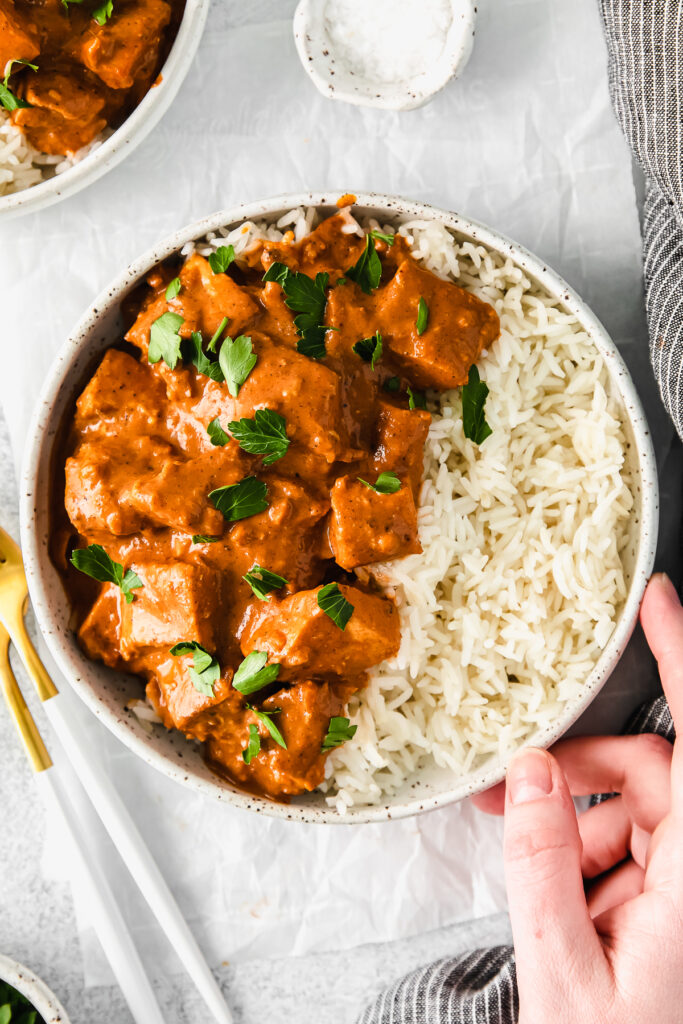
top-left (0, 0), bottom-right (675, 987)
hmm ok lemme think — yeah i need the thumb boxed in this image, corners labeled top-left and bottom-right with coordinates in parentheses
top-left (504, 748), bottom-right (606, 1003)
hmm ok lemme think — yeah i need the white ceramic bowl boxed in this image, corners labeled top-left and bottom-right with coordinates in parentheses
top-left (0, 0), bottom-right (210, 221)
top-left (21, 191), bottom-right (659, 824)
top-left (0, 955), bottom-right (71, 1024)
top-left (293, 0), bottom-right (476, 111)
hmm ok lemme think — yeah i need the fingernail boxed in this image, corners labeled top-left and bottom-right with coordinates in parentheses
top-left (651, 572), bottom-right (678, 601)
top-left (508, 748), bottom-right (553, 805)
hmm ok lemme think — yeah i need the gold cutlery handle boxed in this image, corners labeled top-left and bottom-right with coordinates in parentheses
top-left (4, 603), bottom-right (58, 702)
top-left (0, 630), bottom-right (52, 773)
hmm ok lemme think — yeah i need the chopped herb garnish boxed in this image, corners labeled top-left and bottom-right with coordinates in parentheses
top-left (383, 376), bottom-right (400, 393)
top-left (242, 723), bottom-right (261, 764)
top-left (148, 311), bottom-right (184, 369)
top-left (207, 316), bottom-right (229, 353)
top-left (358, 471), bottom-right (401, 495)
top-left (0, 60), bottom-right (38, 112)
top-left (192, 534), bottom-right (221, 544)
top-left (369, 229), bottom-right (395, 246)
top-left (207, 417), bottom-right (230, 446)
top-left (186, 332), bottom-right (224, 381)
top-left (416, 296), bottom-right (429, 335)
top-left (218, 334), bottom-right (257, 397)
top-left (228, 409), bottom-right (289, 465)
top-left (263, 262), bottom-right (330, 359)
top-left (0, 980), bottom-right (41, 1024)
top-left (462, 364), bottom-right (493, 445)
top-left (92, 0), bottom-right (114, 23)
top-left (353, 331), bottom-right (383, 370)
top-left (208, 245), bottom-right (236, 275)
top-left (209, 477), bottom-right (269, 521)
top-left (243, 564), bottom-right (289, 601)
top-left (346, 234), bottom-right (382, 295)
top-left (407, 386), bottom-right (427, 410)
top-left (317, 582), bottom-right (354, 631)
top-left (170, 641), bottom-right (220, 696)
top-left (70, 545), bottom-right (142, 604)
top-left (248, 704), bottom-right (287, 749)
top-left (336, 276), bottom-right (347, 286)
top-left (321, 716), bottom-right (358, 751)
top-left (233, 651), bottom-right (281, 695)
top-left (165, 276), bottom-right (181, 301)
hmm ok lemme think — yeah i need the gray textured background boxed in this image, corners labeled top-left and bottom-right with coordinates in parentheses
top-left (1, 1), bottom-right (682, 1021)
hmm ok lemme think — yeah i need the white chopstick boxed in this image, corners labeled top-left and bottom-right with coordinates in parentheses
top-left (43, 692), bottom-right (234, 1024)
top-left (35, 768), bottom-right (167, 1024)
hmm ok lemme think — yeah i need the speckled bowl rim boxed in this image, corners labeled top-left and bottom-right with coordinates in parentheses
top-left (293, 0), bottom-right (476, 111)
top-left (0, 955), bottom-right (70, 1024)
top-left (0, 0), bottom-right (210, 222)
top-left (21, 190), bottom-right (659, 824)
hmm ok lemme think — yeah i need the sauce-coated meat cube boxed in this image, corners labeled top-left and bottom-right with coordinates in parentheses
top-left (120, 561), bottom-right (218, 657)
top-left (329, 477), bottom-right (421, 570)
top-left (77, 0), bottom-right (171, 90)
top-left (13, 65), bottom-right (108, 154)
top-left (241, 584), bottom-right (400, 678)
top-left (0, 1), bottom-right (39, 76)
top-left (146, 655), bottom-right (233, 733)
top-left (373, 397), bottom-right (431, 500)
top-left (376, 259), bottom-right (500, 389)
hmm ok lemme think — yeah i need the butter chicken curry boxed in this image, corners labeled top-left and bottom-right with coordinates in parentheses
top-left (53, 208), bottom-right (500, 800)
top-left (1, 0), bottom-right (183, 156)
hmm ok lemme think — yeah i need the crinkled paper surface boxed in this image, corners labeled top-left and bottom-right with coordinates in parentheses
top-left (0, 0), bottom-right (676, 987)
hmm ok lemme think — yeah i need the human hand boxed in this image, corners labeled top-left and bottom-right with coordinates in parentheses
top-left (473, 574), bottom-right (683, 1023)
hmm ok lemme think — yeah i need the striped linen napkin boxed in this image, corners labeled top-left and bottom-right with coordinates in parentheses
top-left (358, 0), bottom-right (682, 1017)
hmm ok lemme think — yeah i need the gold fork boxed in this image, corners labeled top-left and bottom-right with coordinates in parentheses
top-left (0, 619), bottom-right (51, 772)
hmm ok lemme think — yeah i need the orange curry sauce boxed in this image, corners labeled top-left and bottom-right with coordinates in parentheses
top-left (0, 0), bottom-right (184, 156)
top-left (52, 210), bottom-right (500, 800)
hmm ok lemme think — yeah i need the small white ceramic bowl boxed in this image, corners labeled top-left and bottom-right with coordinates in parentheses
top-left (293, 0), bottom-right (476, 111)
top-left (0, 0), bottom-right (210, 221)
top-left (0, 955), bottom-right (71, 1024)
top-left (21, 191), bottom-right (658, 824)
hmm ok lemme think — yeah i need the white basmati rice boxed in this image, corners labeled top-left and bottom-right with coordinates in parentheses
top-left (167, 207), bottom-right (633, 812)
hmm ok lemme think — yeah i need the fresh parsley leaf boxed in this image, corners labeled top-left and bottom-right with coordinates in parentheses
top-left (248, 704), bottom-right (287, 749)
top-left (218, 334), bottom-right (257, 397)
top-left (0, 60), bottom-right (38, 112)
top-left (207, 417), bottom-right (230, 446)
top-left (263, 262), bottom-right (330, 359)
top-left (228, 409), bottom-right (289, 465)
top-left (462, 364), bottom-right (493, 445)
top-left (407, 386), bottom-right (427, 410)
top-left (242, 723), bottom-right (260, 764)
top-left (321, 716), bottom-right (358, 751)
top-left (383, 376), bottom-right (400, 393)
top-left (336, 276), bottom-right (347, 286)
top-left (353, 331), bottom-right (383, 370)
top-left (148, 311), bottom-right (184, 369)
top-left (209, 477), bottom-right (268, 521)
top-left (208, 245), bottom-right (235, 275)
top-left (185, 332), bottom-right (224, 381)
top-left (346, 234), bottom-right (382, 295)
top-left (207, 316), bottom-right (228, 353)
top-left (0, 1006), bottom-right (11, 1024)
top-left (243, 564), bottom-right (289, 601)
top-left (317, 582), bottom-right (354, 631)
top-left (92, 0), bottom-right (113, 23)
top-left (170, 641), bottom-right (220, 696)
top-left (358, 471), bottom-right (401, 495)
top-left (416, 296), bottom-right (429, 335)
top-left (233, 651), bottom-right (281, 695)
top-left (369, 229), bottom-right (395, 246)
top-left (192, 534), bottom-right (221, 544)
top-left (70, 545), bottom-right (142, 604)
top-left (165, 276), bottom-right (181, 301)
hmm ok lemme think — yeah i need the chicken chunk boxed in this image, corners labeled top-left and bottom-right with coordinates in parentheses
top-left (241, 584), bottom-right (400, 678)
top-left (258, 210), bottom-right (366, 281)
top-left (329, 476), bottom-right (421, 570)
top-left (13, 65), bottom-right (108, 154)
top-left (119, 561), bottom-right (219, 658)
top-left (205, 680), bottom-right (351, 798)
top-left (0, 0), bottom-right (40, 76)
top-left (78, 583), bottom-right (126, 669)
top-left (373, 397), bottom-right (431, 500)
top-left (146, 655), bottom-right (233, 734)
top-left (376, 259), bottom-right (500, 389)
top-left (76, 0), bottom-right (171, 90)
top-left (75, 348), bottom-right (166, 434)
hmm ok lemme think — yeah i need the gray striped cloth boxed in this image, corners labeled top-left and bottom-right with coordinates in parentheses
top-left (357, 696), bottom-right (674, 1023)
